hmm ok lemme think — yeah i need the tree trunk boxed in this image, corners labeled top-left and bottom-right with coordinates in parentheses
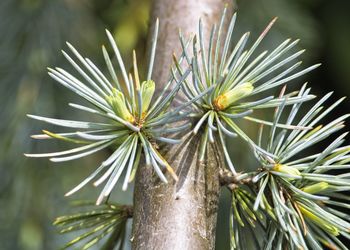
top-left (132, 1), bottom-right (234, 249)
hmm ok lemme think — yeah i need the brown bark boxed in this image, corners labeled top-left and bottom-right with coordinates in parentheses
top-left (132, 1), bottom-right (234, 249)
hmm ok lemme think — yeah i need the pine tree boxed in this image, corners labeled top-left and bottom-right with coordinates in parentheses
top-left (26, 1), bottom-right (350, 249)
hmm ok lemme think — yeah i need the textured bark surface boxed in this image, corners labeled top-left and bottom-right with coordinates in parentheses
top-left (132, 1), bottom-right (234, 249)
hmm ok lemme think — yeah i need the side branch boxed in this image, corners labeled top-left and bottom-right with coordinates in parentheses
top-left (219, 168), bottom-right (253, 190)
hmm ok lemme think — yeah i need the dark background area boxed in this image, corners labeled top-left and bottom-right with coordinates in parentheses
top-left (0, 0), bottom-right (349, 249)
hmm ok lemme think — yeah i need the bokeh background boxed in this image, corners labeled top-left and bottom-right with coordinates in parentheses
top-left (0, 0), bottom-right (349, 249)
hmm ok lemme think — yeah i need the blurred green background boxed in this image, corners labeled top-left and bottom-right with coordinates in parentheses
top-left (0, 0), bottom-right (349, 249)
